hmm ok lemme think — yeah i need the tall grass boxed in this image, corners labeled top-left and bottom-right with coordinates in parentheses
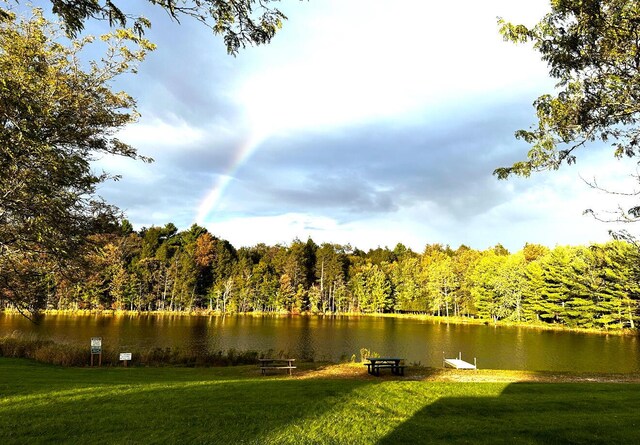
top-left (0, 331), bottom-right (270, 367)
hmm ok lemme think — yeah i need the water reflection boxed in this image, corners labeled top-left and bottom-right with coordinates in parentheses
top-left (295, 316), bottom-right (315, 361)
top-left (188, 316), bottom-right (208, 355)
top-left (0, 313), bottom-right (638, 372)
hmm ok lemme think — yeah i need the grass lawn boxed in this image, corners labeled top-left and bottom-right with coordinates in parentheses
top-left (1, 358), bottom-right (639, 444)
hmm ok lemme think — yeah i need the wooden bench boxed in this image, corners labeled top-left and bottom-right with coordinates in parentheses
top-left (259, 358), bottom-right (296, 375)
top-left (365, 358), bottom-right (406, 376)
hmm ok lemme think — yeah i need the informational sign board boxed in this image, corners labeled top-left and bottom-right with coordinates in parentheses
top-left (119, 353), bottom-right (132, 361)
top-left (90, 337), bottom-right (102, 354)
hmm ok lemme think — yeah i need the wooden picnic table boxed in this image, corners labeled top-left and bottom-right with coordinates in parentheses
top-left (365, 357), bottom-right (406, 376)
top-left (259, 358), bottom-right (296, 375)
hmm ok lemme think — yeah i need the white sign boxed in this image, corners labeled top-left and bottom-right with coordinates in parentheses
top-left (90, 337), bottom-right (102, 353)
top-left (119, 353), bottom-right (132, 361)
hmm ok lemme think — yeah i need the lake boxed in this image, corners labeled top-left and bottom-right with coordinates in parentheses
top-left (1, 313), bottom-right (638, 372)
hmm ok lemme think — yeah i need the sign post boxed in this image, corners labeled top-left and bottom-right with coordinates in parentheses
top-left (90, 337), bottom-right (102, 366)
top-left (119, 352), bottom-right (132, 367)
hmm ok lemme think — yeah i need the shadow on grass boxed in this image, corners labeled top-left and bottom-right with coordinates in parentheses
top-left (5, 359), bottom-right (640, 444)
top-left (0, 359), bottom-right (374, 444)
top-left (378, 382), bottom-right (640, 444)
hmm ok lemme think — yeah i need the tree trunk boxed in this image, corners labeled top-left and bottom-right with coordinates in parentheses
top-left (161, 271), bottom-right (169, 310)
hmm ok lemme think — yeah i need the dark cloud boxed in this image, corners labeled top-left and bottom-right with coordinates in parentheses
top-left (223, 98), bottom-right (538, 220)
top-left (159, 136), bottom-right (245, 175)
top-left (95, 133), bottom-right (244, 228)
top-left (97, 169), bottom-right (203, 225)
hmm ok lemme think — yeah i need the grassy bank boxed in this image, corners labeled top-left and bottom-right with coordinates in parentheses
top-left (2, 358), bottom-right (640, 444)
top-left (0, 332), bottom-right (265, 367)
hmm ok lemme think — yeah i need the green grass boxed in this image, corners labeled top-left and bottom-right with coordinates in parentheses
top-left (1, 358), bottom-right (639, 444)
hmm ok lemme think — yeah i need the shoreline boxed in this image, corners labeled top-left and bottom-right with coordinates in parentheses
top-left (1, 356), bottom-right (639, 383)
top-left (2, 308), bottom-right (637, 337)
top-left (300, 362), bottom-right (640, 383)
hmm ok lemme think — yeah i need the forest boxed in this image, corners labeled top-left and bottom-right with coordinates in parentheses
top-left (3, 220), bottom-right (638, 332)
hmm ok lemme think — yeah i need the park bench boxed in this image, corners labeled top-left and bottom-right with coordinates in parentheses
top-left (365, 357), bottom-right (406, 376)
top-left (259, 358), bottom-right (296, 375)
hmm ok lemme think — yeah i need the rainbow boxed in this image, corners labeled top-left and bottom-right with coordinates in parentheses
top-left (195, 131), bottom-right (267, 224)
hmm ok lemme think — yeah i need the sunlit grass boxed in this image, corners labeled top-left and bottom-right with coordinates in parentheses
top-left (2, 358), bottom-right (640, 444)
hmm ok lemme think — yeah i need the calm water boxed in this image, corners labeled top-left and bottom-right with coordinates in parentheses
top-left (1, 313), bottom-right (638, 372)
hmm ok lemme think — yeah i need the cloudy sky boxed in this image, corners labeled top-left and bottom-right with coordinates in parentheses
top-left (58, 0), bottom-right (639, 251)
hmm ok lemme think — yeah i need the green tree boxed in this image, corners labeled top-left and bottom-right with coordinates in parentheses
top-left (366, 247), bottom-right (396, 266)
top-left (350, 262), bottom-right (391, 313)
top-left (521, 253), bottom-right (548, 323)
top-left (170, 225), bottom-right (206, 311)
top-left (283, 239), bottom-right (313, 292)
top-left (276, 273), bottom-right (296, 312)
top-left (468, 250), bottom-right (527, 322)
top-left (0, 9), bottom-right (153, 317)
top-left (468, 251), bottom-right (504, 321)
top-left (495, 1), bottom-right (640, 219)
top-left (427, 255), bottom-right (458, 318)
top-left (38, 0), bottom-right (288, 55)
top-left (493, 253), bottom-right (527, 322)
top-left (152, 224), bottom-right (180, 310)
top-left (390, 256), bottom-right (425, 312)
top-left (452, 245), bottom-right (481, 317)
top-left (419, 244), bottom-right (454, 316)
top-left (251, 245), bottom-right (280, 311)
top-left (230, 249), bottom-right (255, 312)
top-left (586, 242), bottom-right (640, 329)
top-left (315, 243), bottom-right (348, 313)
top-left (534, 245), bottom-right (588, 326)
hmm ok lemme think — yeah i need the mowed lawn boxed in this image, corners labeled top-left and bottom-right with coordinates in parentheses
top-left (1, 358), bottom-right (639, 444)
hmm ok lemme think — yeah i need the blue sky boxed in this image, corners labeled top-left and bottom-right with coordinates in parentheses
top-left (45, 0), bottom-right (636, 251)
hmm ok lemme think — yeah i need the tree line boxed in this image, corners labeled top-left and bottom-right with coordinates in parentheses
top-left (4, 220), bottom-right (638, 331)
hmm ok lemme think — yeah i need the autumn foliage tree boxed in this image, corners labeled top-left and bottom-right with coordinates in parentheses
top-left (0, 8), bottom-right (154, 317)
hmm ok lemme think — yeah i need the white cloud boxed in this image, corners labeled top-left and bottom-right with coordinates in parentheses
top-left (236, 0), bottom-right (552, 136)
top-left (93, 155), bottom-right (161, 184)
top-left (206, 210), bottom-right (441, 250)
top-left (465, 150), bottom-right (638, 250)
top-left (117, 115), bottom-right (206, 148)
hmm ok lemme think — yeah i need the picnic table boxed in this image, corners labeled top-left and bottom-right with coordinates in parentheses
top-left (365, 357), bottom-right (406, 376)
top-left (259, 358), bottom-right (296, 375)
